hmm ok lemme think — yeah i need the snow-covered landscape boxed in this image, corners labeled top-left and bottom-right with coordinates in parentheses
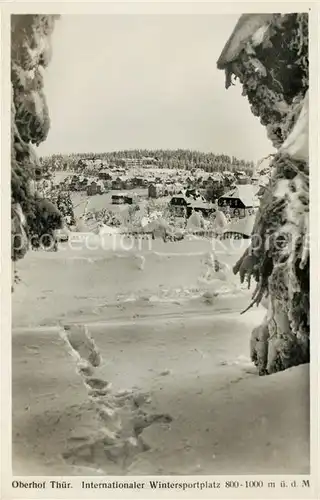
top-left (9, 10), bottom-right (311, 484)
top-left (12, 234), bottom-right (309, 475)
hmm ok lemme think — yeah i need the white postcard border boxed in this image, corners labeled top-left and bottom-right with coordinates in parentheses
top-left (1, 2), bottom-right (319, 499)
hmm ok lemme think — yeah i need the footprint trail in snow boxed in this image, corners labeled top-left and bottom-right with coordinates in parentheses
top-left (59, 323), bottom-right (172, 471)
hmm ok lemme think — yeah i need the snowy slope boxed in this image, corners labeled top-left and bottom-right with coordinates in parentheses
top-left (13, 237), bottom-right (251, 328)
top-left (11, 236), bottom-right (309, 476)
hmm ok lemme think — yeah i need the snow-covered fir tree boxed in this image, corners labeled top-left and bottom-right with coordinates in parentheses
top-left (11, 15), bottom-right (63, 270)
top-left (217, 13), bottom-right (309, 374)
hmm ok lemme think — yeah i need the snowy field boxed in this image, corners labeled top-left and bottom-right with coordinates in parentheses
top-left (71, 189), bottom-right (149, 218)
top-left (12, 237), bottom-right (250, 327)
top-left (12, 237), bottom-right (310, 475)
top-left (52, 171), bottom-right (71, 183)
top-left (52, 171), bottom-right (149, 217)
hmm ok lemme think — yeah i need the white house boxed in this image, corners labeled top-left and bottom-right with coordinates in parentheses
top-left (218, 184), bottom-right (260, 218)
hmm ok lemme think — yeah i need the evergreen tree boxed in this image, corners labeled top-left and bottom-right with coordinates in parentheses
top-left (217, 13), bottom-right (309, 374)
top-left (57, 193), bottom-right (76, 226)
top-left (11, 15), bottom-right (63, 264)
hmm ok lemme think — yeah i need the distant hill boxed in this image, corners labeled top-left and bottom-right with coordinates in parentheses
top-left (40, 149), bottom-right (255, 176)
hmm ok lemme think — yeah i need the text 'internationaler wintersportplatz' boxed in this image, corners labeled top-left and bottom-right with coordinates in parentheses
top-left (81, 480), bottom-right (222, 490)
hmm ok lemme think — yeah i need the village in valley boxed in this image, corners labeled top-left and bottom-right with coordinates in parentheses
top-left (36, 150), bottom-right (272, 242)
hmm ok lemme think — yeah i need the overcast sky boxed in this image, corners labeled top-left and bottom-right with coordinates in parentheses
top-left (38, 15), bottom-right (274, 162)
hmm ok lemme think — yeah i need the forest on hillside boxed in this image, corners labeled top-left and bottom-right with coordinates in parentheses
top-left (40, 149), bottom-right (255, 174)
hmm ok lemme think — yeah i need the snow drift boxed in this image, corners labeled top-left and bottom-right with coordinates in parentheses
top-left (13, 237), bottom-right (251, 328)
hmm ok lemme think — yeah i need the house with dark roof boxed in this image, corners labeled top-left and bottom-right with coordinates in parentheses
top-left (98, 169), bottom-right (112, 181)
top-left (86, 180), bottom-right (105, 196)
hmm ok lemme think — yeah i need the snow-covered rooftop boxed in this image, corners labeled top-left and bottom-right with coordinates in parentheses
top-left (220, 184), bottom-right (260, 207)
